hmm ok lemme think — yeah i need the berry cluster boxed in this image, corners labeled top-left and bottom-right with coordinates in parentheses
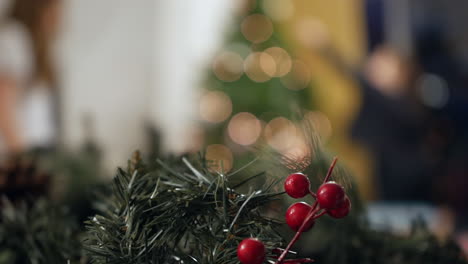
top-left (237, 157), bottom-right (351, 264)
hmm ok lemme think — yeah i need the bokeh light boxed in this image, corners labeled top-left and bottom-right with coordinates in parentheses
top-left (264, 117), bottom-right (297, 151)
top-left (265, 118), bottom-right (312, 166)
top-left (259, 52), bottom-right (277, 77)
top-left (417, 73), bottom-right (449, 109)
top-left (280, 60), bottom-right (311, 90)
top-left (261, 0), bottom-right (295, 22)
top-left (241, 14), bottom-right (273, 44)
top-left (212, 51), bottom-right (244, 82)
top-left (295, 17), bottom-right (329, 48)
top-left (244, 52), bottom-right (276, 82)
top-left (199, 91), bottom-right (232, 123)
top-left (282, 132), bottom-right (310, 165)
top-left (264, 47), bottom-right (292, 77)
top-left (205, 144), bottom-right (234, 173)
top-left (304, 111), bottom-right (333, 142)
top-left (235, 0), bottom-right (257, 16)
top-left (365, 48), bottom-right (405, 96)
top-left (228, 112), bottom-right (262, 146)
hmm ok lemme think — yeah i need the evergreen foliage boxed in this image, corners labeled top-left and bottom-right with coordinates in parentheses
top-left (0, 197), bottom-right (82, 264)
top-left (84, 152), bottom-right (285, 263)
top-left (82, 125), bottom-right (468, 263)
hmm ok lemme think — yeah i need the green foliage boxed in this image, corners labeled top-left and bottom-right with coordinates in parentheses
top-left (314, 217), bottom-right (468, 264)
top-left (1, 126), bottom-right (466, 264)
top-left (44, 146), bottom-right (105, 222)
top-left (83, 153), bottom-right (285, 263)
top-left (84, 124), bottom-right (468, 264)
top-left (0, 143), bottom-right (104, 264)
top-left (0, 197), bottom-right (82, 264)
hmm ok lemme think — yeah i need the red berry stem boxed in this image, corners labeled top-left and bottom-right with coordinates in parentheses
top-left (323, 157), bottom-right (338, 183)
top-left (313, 210), bottom-right (327, 219)
top-left (272, 248), bottom-right (295, 255)
top-left (283, 258), bottom-right (315, 263)
top-left (308, 190), bottom-right (317, 198)
top-left (276, 201), bottom-right (320, 263)
top-left (310, 200), bottom-right (318, 212)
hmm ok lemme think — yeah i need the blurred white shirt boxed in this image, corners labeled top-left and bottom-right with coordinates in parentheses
top-left (0, 21), bottom-right (56, 154)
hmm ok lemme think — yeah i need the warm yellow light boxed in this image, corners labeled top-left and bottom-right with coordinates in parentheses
top-left (228, 112), bottom-right (262, 146)
top-left (304, 111), bottom-right (332, 142)
top-left (264, 47), bottom-right (292, 77)
top-left (295, 17), bottom-right (329, 48)
top-left (241, 14), bottom-right (273, 44)
top-left (261, 0), bottom-right (295, 22)
top-left (259, 52), bottom-right (277, 77)
top-left (265, 118), bottom-right (312, 165)
top-left (199, 91), bottom-right (232, 123)
top-left (282, 134), bottom-right (310, 164)
top-left (212, 51), bottom-right (244, 82)
top-left (244, 52), bottom-right (276, 82)
top-left (235, 0), bottom-right (257, 16)
top-left (264, 117), bottom-right (296, 151)
top-left (205, 144), bottom-right (234, 173)
top-left (280, 60), bottom-right (311, 90)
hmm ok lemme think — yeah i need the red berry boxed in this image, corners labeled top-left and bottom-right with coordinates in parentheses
top-left (237, 238), bottom-right (266, 264)
top-left (317, 181), bottom-right (345, 209)
top-left (327, 196), bottom-right (351, 218)
top-left (284, 173), bottom-right (310, 198)
top-left (285, 202), bottom-right (315, 232)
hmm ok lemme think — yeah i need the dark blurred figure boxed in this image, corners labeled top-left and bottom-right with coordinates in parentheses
top-left (352, 21), bottom-right (468, 229)
top-left (414, 26), bottom-right (468, 229)
top-left (352, 46), bottom-right (433, 202)
top-left (349, 0), bottom-right (468, 230)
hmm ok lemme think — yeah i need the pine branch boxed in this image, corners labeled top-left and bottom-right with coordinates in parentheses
top-left (0, 197), bottom-right (82, 264)
top-left (83, 153), bottom-right (285, 263)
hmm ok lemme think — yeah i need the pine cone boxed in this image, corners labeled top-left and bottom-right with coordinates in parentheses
top-left (0, 155), bottom-right (50, 204)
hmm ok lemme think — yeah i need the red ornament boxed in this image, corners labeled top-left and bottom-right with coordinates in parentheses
top-left (327, 196), bottom-right (351, 218)
top-left (285, 202), bottom-right (315, 232)
top-left (237, 238), bottom-right (266, 264)
top-left (317, 181), bottom-right (345, 210)
top-left (284, 173), bottom-right (310, 198)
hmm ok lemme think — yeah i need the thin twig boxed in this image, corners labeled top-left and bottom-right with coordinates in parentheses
top-left (323, 157), bottom-right (338, 183)
top-left (308, 190), bottom-right (317, 198)
top-left (183, 157), bottom-right (210, 184)
top-left (228, 190), bottom-right (261, 231)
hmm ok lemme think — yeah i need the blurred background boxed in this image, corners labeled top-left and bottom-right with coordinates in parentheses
top-left (1, 0), bottom-right (468, 253)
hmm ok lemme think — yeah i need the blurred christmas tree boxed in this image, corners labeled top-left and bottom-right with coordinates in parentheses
top-left (200, 0), bottom-right (319, 171)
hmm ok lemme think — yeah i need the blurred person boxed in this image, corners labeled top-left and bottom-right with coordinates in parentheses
top-left (315, 43), bottom-right (432, 201)
top-left (0, 0), bottom-right (62, 199)
top-left (352, 46), bottom-right (432, 201)
top-left (321, 41), bottom-right (468, 229)
top-left (0, 0), bottom-right (62, 155)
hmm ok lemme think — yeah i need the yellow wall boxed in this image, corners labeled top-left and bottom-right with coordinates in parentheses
top-left (279, 0), bottom-right (376, 199)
